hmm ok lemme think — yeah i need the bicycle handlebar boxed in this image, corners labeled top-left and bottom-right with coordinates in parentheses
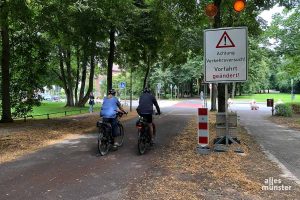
top-left (115, 110), bottom-right (128, 118)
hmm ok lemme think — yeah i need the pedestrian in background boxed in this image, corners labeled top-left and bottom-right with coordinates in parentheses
top-left (89, 92), bottom-right (95, 113)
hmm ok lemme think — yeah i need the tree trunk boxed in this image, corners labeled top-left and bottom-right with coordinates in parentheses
top-left (107, 27), bottom-right (115, 93)
top-left (79, 50), bottom-right (88, 102)
top-left (214, 0), bottom-right (225, 112)
top-left (58, 47), bottom-right (70, 106)
top-left (189, 80), bottom-right (192, 97)
top-left (231, 82), bottom-right (236, 98)
top-left (65, 47), bottom-right (74, 106)
top-left (143, 55), bottom-right (151, 89)
top-left (218, 83), bottom-right (225, 112)
top-left (0, 2), bottom-right (13, 122)
top-left (197, 78), bottom-right (200, 95)
top-left (130, 66), bottom-right (133, 112)
top-left (234, 83), bottom-right (238, 96)
top-left (210, 0), bottom-right (222, 111)
top-left (77, 54), bottom-right (95, 107)
top-left (211, 84), bottom-right (217, 111)
top-left (75, 47), bottom-right (80, 104)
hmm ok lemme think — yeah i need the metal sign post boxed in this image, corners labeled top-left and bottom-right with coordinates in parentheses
top-left (204, 27), bottom-right (248, 153)
top-left (174, 85), bottom-right (178, 99)
top-left (157, 83), bottom-right (162, 101)
top-left (170, 84), bottom-right (173, 100)
top-left (204, 84), bottom-right (208, 108)
top-left (130, 67), bottom-right (133, 112)
top-left (291, 79), bottom-right (295, 101)
top-left (119, 82), bottom-right (126, 105)
top-left (225, 83), bottom-right (229, 146)
top-left (125, 86), bottom-right (127, 106)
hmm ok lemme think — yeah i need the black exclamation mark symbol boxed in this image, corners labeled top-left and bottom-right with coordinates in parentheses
top-left (224, 36), bottom-right (227, 46)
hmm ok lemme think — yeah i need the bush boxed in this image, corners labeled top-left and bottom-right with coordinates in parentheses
top-left (275, 103), bottom-right (293, 117)
top-left (289, 103), bottom-right (300, 114)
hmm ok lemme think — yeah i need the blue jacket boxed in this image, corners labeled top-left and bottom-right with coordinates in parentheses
top-left (100, 96), bottom-right (121, 118)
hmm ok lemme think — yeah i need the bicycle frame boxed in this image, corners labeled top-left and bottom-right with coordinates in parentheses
top-left (97, 111), bottom-right (126, 156)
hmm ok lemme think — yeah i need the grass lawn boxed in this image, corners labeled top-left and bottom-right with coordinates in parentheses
top-left (234, 93), bottom-right (299, 103)
top-left (28, 102), bottom-right (102, 119)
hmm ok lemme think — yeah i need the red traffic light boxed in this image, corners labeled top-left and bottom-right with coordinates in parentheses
top-left (233, 0), bottom-right (246, 12)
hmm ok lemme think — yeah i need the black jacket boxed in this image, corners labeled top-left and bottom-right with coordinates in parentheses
top-left (137, 93), bottom-right (160, 114)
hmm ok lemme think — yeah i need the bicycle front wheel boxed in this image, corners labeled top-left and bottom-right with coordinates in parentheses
top-left (98, 127), bottom-right (110, 156)
top-left (138, 129), bottom-right (147, 155)
top-left (114, 123), bottom-right (124, 147)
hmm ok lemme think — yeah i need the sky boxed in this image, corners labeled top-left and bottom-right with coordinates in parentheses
top-left (259, 4), bottom-right (284, 25)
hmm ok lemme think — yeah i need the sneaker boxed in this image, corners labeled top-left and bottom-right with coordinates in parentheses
top-left (113, 142), bottom-right (119, 148)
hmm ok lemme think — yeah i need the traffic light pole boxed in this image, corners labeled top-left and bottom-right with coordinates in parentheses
top-left (212, 0), bottom-right (242, 152)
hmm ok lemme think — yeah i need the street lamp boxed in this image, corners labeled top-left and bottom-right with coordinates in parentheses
top-left (291, 78), bottom-right (295, 101)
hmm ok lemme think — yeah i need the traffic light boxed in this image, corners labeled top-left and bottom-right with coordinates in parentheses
top-left (205, 3), bottom-right (218, 17)
top-left (205, 1), bottom-right (245, 18)
top-left (233, 0), bottom-right (246, 12)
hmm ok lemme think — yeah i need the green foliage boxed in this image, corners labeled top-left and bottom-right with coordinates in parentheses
top-left (234, 93), bottom-right (299, 103)
top-left (1, 0), bottom-right (53, 118)
top-left (241, 37), bottom-right (272, 94)
top-left (2, 0), bottom-right (299, 120)
top-left (288, 103), bottom-right (300, 114)
top-left (12, 95), bottom-right (41, 118)
top-left (28, 102), bottom-right (101, 119)
top-left (264, 5), bottom-right (300, 92)
top-left (275, 103), bottom-right (293, 117)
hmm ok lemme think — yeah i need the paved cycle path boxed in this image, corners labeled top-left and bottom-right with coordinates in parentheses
top-left (0, 101), bottom-right (196, 200)
top-left (231, 103), bottom-right (300, 184)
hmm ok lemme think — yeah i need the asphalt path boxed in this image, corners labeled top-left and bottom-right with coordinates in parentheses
top-left (2, 99), bottom-right (299, 200)
top-left (230, 102), bottom-right (300, 184)
top-left (0, 100), bottom-right (201, 200)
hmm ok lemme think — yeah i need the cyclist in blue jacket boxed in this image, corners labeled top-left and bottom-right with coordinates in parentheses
top-left (100, 89), bottom-right (126, 147)
top-left (137, 87), bottom-right (161, 144)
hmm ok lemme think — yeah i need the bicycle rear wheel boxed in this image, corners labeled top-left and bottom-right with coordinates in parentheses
top-left (98, 127), bottom-right (110, 156)
top-left (114, 123), bottom-right (124, 147)
top-left (138, 129), bottom-right (147, 155)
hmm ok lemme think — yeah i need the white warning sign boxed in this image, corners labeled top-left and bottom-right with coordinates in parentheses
top-left (204, 27), bottom-right (248, 83)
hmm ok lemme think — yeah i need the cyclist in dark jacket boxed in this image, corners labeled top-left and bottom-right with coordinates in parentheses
top-left (137, 88), bottom-right (161, 144)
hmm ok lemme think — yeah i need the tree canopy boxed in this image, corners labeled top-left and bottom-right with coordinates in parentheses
top-left (0, 0), bottom-right (299, 121)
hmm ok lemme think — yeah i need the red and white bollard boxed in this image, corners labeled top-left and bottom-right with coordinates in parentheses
top-left (197, 108), bottom-right (210, 154)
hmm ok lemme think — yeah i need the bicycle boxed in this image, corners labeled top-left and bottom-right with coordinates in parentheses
top-left (96, 111), bottom-right (126, 156)
top-left (136, 113), bottom-right (158, 155)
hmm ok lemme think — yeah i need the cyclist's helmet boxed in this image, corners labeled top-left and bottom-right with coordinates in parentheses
top-left (108, 89), bottom-right (116, 95)
top-left (143, 87), bottom-right (151, 93)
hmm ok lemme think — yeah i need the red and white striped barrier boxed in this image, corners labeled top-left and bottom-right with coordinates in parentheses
top-left (198, 108), bottom-right (209, 147)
